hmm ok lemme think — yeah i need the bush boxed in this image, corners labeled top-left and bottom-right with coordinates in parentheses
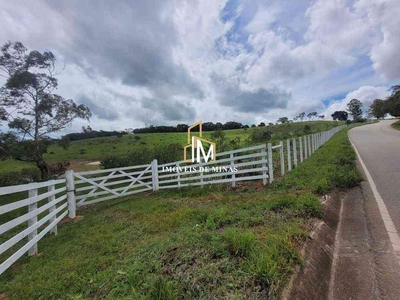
top-left (0, 167), bottom-right (40, 187)
top-left (251, 129), bottom-right (272, 143)
top-left (303, 125), bottom-right (311, 134)
top-left (101, 144), bottom-right (183, 169)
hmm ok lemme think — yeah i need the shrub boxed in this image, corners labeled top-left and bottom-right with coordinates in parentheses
top-left (0, 167), bottom-right (40, 187)
top-left (101, 144), bottom-right (182, 168)
top-left (251, 129), bottom-right (272, 143)
top-left (303, 125), bottom-right (311, 134)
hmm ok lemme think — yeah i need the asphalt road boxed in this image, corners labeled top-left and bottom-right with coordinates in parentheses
top-left (332, 120), bottom-right (400, 300)
top-left (349, 120), bottom-right (400, 234)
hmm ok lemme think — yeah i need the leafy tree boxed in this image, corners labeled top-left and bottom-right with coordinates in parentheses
top-left (331, 111), bottom-right (348, 121)
top-left (251, 124), bottom-right (256, 128)
top-left (268, 123), bottom-right (274, 126)
top-left (258, 122), bottom-right (266, 127)
top-left (211, 128), bottom-right (226, 150)
top-left (307, 112), bottom-right (318, 120)
top-left (0, 132), bottom-right (18, 159)
top-left (368, 99), bottom-right (387, 119)
top-left (0, 41), bottom-right (91, 179)
top-left (385, 85), bottom-right (400, 117)
top-left (277, 117), bottom-right (289, 124)
top-left (58, 136), bottom-right (71, 150)
top-left (297, 112), bottom-right (306, 121)
top-left (347, 98), bottom-right (363, 120)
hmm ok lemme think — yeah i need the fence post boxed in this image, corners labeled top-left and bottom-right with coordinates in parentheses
top-left (308, 135), bottom-right (311, 156)
top-left (200, 161), bottom-right (204, 187)
top-left (176, 163), bottom-right (181, 188)
top-left (151, 159), bottom-right (159, 191)
top-left (28, 188), bottom-right (38, 256)
top-left (299, 137), bottom-right (303, 162)
top-left (287, 139), bottom-right (292, 171)
top-left (280, 141), bottom-right (285, 176)
top-left (66, 170), bottom-right (76, 219)
top-left (261, 146), bottom-right (267, 185)
top-left (268, 143), bottom-right (273, 183)
top-left (304, 136), bottom-right (307, 159)
top-left (311, 134), bottom-right (314, 153)
top-left (293, 138), bottom-right (297, 168)
top-left (48, 184), bottom-right (57, 235)
top-left (230, 154), bottom-right (235, 187)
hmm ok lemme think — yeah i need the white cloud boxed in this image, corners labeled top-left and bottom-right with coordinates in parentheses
top-left (0, 0), bottom-right (399, 133)
top-left (323, 85), bottom-right (390, 119)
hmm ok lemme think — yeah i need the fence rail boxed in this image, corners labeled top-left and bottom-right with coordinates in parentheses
top-left (0, 180), bottom-right (68, 275)
top-left (0, 124), bottom-right (345, 275)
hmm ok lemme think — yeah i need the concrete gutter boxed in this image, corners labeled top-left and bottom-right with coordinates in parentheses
top-left (283, 191), bottom-right (342, 300)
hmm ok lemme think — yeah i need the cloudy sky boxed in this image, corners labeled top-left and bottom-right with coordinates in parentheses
top-left (0, 0), bottom-right (399, 133)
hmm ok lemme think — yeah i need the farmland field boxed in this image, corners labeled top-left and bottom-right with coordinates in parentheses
top-left (0, 127), bottom-right (360, 299)
top-left (44, 121), bottom-right (342, 163)
top-left (0, 160), bottom-right (35, 175)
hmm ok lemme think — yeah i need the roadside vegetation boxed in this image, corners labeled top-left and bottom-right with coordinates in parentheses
top-left (0, 127), bottom-right (361, 299)
top-left (391, 120), bottom-right (400, 131)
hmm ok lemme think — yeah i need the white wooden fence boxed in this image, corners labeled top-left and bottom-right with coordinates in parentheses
top-left (0, 179), bottom-right (68, 275)
top-left (0, 124), bottom-right (345, 275)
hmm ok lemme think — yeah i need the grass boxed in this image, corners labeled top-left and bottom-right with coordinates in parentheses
top-left (43, 121), bottom-right (341, 162)
top-left (0, 159), bottom-right (35, 175)
top-left (391, 119), bottom-right (400, 131)
top-left (0, 121), bottom-right (341, 176)
top-left (0, 126), bottom-right (361, 299)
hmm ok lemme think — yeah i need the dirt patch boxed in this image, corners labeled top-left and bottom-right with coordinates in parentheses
top-left (59, 215), bottom-right (84, 225)
top-left (68, 159), bottom-right (100, 172)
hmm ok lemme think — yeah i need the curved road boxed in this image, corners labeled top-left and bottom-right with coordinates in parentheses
top-left (349, 120), bottom-right (400, 235)
top-left (336, 120), bottom-right (400, 300)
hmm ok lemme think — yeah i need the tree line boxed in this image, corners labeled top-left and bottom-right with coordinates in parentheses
top-left (132, 121), bottom-right (244, 134)
top-left (368, 86), bottom-right (400, 119)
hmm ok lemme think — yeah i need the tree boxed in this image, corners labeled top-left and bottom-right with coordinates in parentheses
top-left (297, 112), bottom-right (306, 121)
top-left (0, 41), bottom-right (91, 179)
top-left (307, 112), bottom-right (318, 120)
top-left (319, 115), bottom-right (325, 120)
top-left (368, 99), bottom-right (387, 119)
top-left (347, 98), bottom-right (363, 120)
top-left (0, 132), bottom-right (18, 159)
top-left (277, 117), bottom-right (289, 124)
top-left (58, 136), bottom-right (71, 150)
top-left (258, 122), bottom-right (265, 127)
top-left (211, 128), bottom-right (226, 150)
top-left (331, 111), bottom-right (348, 121)
top-left (385, 85), bottom-right (400, 117)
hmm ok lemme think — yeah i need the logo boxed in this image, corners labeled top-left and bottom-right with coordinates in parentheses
top-left (184, 120), bottom-right (216, 163)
